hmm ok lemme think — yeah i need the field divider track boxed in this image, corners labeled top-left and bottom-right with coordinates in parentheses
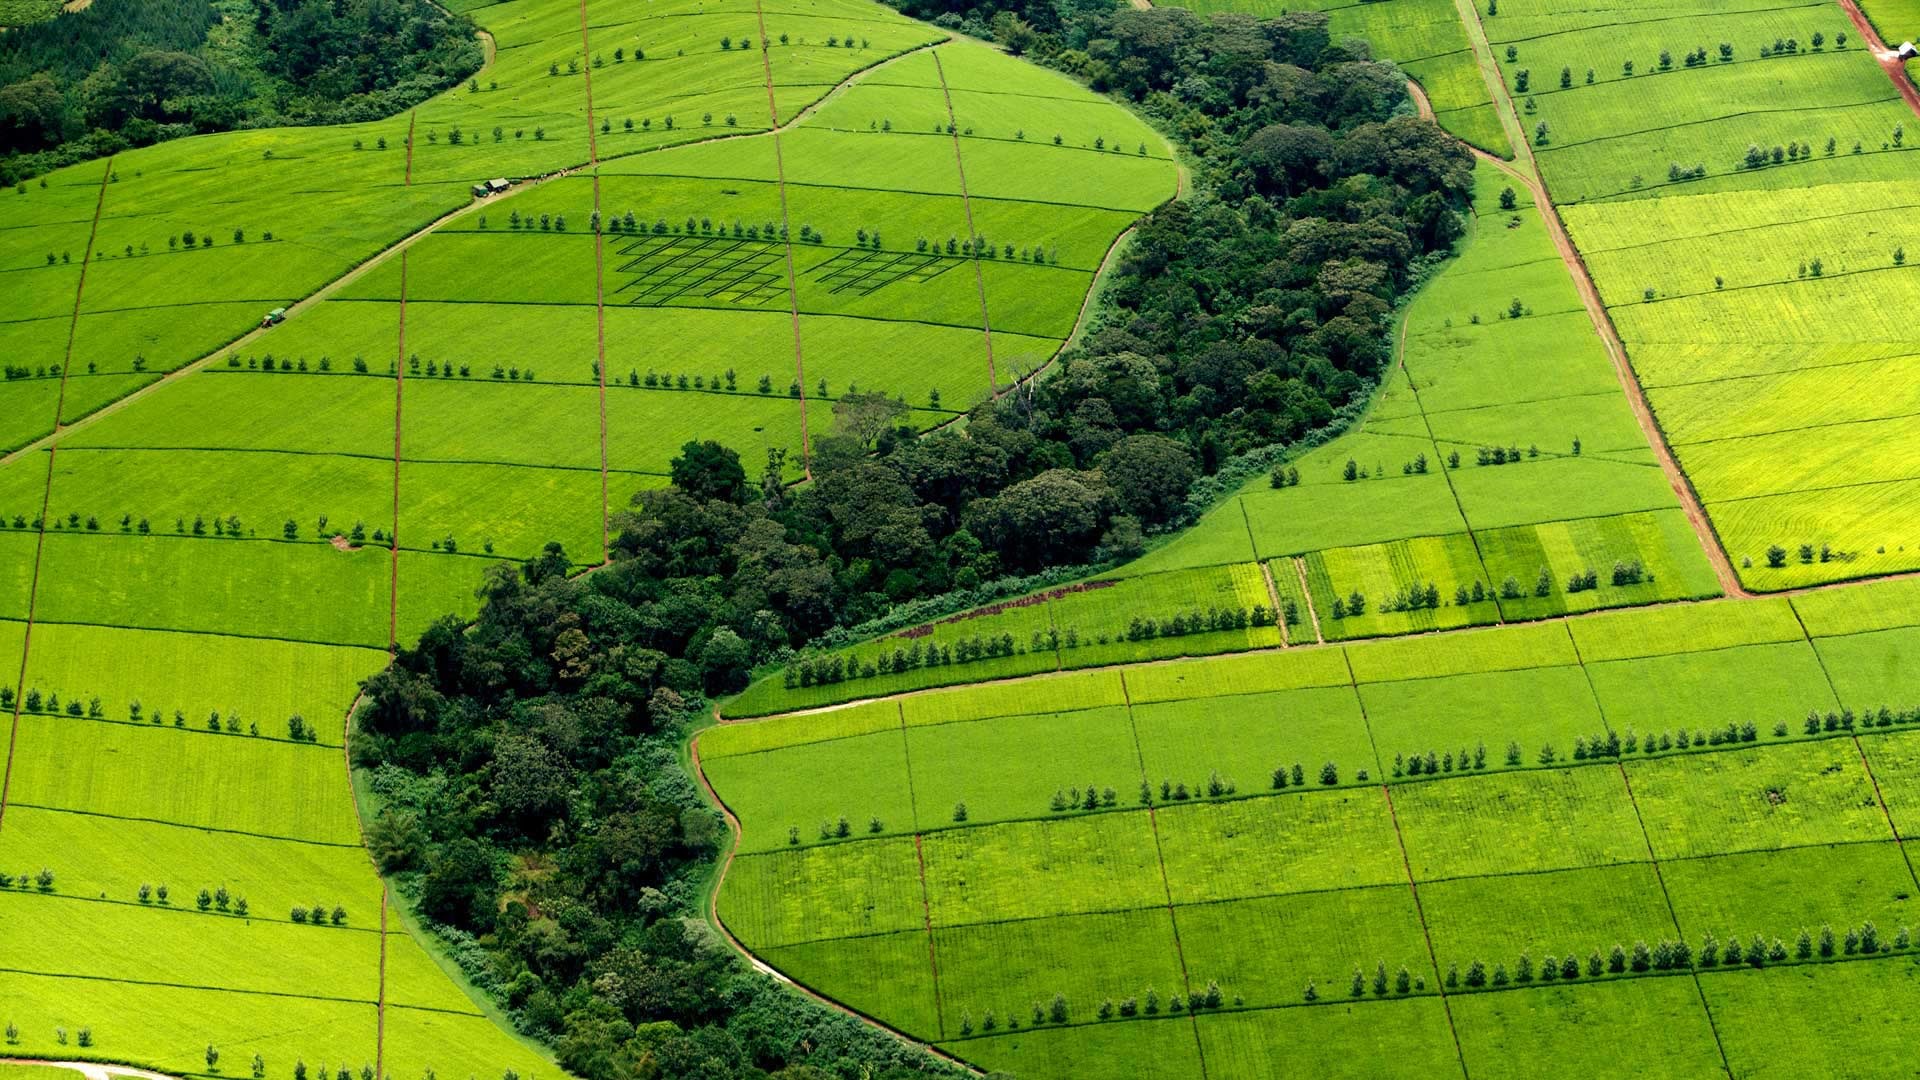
top-left (929, 48), bottom-right (1000, 395)
top-left (1342, 643), bottom-right (1473, 1076)
top-left (896, 701), bottom-right (947, 1035)
top-left (1583, 617), bottom-right (1736, 1080)
top-left (1788, 600), bottom-right (1920, 890)
top-left (1391, 298), bottom-right (1503, 624)
top-left (1120, 671), bottom-right (1211, 1079)
top-left (1291, 557), bottom-right (1324, 643)
top-left (404, 110), bottom-right (416, 186)
top-left (751, 0), bottom-right (813, 476)
top-left (576, 0), bottom-right (611, 562)
top-left (0, 155), bottom-right (111, 836)
top-left (1448, 0), bottom-right (1748, 600)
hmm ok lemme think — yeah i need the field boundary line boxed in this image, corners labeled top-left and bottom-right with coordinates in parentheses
top-left (376, 886), bottom-right (390, 1079)
top-left (1376, 783), bottom-right (1470, 1079)
top-left (6, 801), bottom-right (364, 846)
top-left (404, 110), bottom-right (415, 186)
top-left (387, 248), bottom-right (408, 658)
top-left (1788, 597), bottom-right (1920, 889)
top-left (1391, 300), bottom-right (1503, 622)
top-left (1120, 671), bottom-right (1210, 1078)
top-left (1291, 557), bottom-right (1324, 643)
top-left (930, 48), bottom-right (1000, 394)
top-left (0, 155), bottom-right (110, 836)
top-left (752, 0), bottom-right (813, 474)
top-left (577, 0), bottom-right (610, 561)
top-left (1611, 760), bottom-right (1736, 1077)
top-left (1451, 0), bottom-right (1747, 600)
top-left (910, 834), bottom-right (947, 1040)
top-left (1590, 615), bottom-right (1737, 1080)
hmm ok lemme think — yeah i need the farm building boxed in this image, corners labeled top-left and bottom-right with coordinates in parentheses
top-left (1900, 41), bottom-right (1918, 60)
top-left (471, 177), bottom-right (513, 197)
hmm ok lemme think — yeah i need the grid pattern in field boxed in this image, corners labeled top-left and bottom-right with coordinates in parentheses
top-left (612, 234), bottom-right (787, 305)
top-left (807, 246), bottom-right (961, 294)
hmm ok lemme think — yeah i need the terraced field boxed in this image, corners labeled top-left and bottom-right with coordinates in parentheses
top-left (0, 0), bottom-right (1173, 1073)
top-left (704, 577), bottom-right (1920, 1078)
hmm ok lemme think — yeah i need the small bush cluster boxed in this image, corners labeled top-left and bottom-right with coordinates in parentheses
top-left (289, 903), bottom-right (350, 926)
top-left (0, 690), bottom-right (321, 744)
top-left (0, 868), bottom-right (55, 892)
top-left (1393, 744), bottom-right (1488, 777)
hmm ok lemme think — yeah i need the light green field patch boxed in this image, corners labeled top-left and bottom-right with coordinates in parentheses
top-left (1241, 473), bottom-right (1470, 558)
top-left (700, 698), bottom-right (903, 758)
top-left (7, 713), bottom-right (363, 843)
top-left (949, 1014), bottom-right (1203, 1080)
top-left (907, 705), bottom-right (1142, 828)
top-left (1304, 531), bottom-right (1497, 641)
top-left (1859, 729), bottom-right (1920, 838)
top-left (1451, 975), bottom-right (1726, 1080)
top-left (1659, 842), bottom-right (1919, 943)
top-left (719, 839), bottom-right (926, 949)
top-left (764, 930), bottom-right (940, 1039)
top-left (1419, 862), bottom-right (1675, 970)
top-left (1363, 665), bottom-right (1606, 769)
top-left (934, 909), bottom-right (1185, 1038)
top-left (1814, 625), bottom-right (1920, 708)
top-left (1624, 740), bottom-right (1891, 860)
top-left (1177, 885), bottom-right (1431, 1009)
top-left (1586, 640), bottom-right (1837, 736)
top-left (1155, 790), bottom-right (1406, 904)
top-left (1705, 955), bottom-right (1920, 1077)
top-left (1346, 619), bottom-right (1576, 683)
top-left (1570, 595), bottom-right (1804, 661)
top-left (1123, 645), bottom-right (1352, 704)
top-left (701, 729), bottom-right (916, 852)
top-left (1196, 997), bottom-right (1464, 1080)
top-left (1478, 508), bottom-right (1722, 619)
top-left (1132, 686), bottom-right (1377, 796)
top-left (1794, 575), bottom-right (1920, 637)
top-left (922, 812), bottom-right (1165, 927)
top-left (1391, 766), bottom-right (1644, 880)
top-left (904, 668), bottom-right (1127, 726)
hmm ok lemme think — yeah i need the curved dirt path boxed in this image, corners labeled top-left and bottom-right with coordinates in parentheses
top-left (1, 1062), bottom-right (173, 1080)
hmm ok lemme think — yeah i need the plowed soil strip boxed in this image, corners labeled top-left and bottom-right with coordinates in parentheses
top-left (0, 157), bottom-right (111, 835)
top-left (753, 0), bottom-right (813, 469)
top-left (931, 49), bottom-right (1000, 393)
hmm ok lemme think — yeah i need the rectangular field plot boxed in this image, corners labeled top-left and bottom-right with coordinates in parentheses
top-left (905, 705), bottom-right (1142, 828)
top-left (379, 1006), bottom-right (559, 1080)
top-left (0, 970), bottom-right (377, 1077)
top-left (1177, 886), bottom-right (1430, 1010)
top-left (949, 1014), bottom-right (1203, 1080)
top-left (1812, 625), bottom-right (1920, 708)
top-left (1705, 958), bottom-right (1920, 1078)
top-left (718, 840), bottom-right (927, 949)
top-left (701, 728), bottom-right (916, 852)
top-left (1660, 842), bottom-right (1919, 945)
top-left (1303, 532), bottom-right (1498, 641)
top-left (6, 713), bottom-right (364, 844)
top-left (609, 233), bottom-right (789, 306)
top-left (1196, 998), bottom-right (1464, 1080)
top-left (1477, 509), bottom-right (1722, 619)
top-left (19, 622), bottom-right (384, 745)
top-left (1155, 790), bottom-right (1406, 905)
top-left (1570, 595), bottom-right (1805, 662)
top-left (1451, 976), bottom-right (1726, 1080)
top-left (1391, 766), bottom-right (1645, 881)
top-left (1132, 686), bottom-right (1377, 797)
top-left (1241, 472), bottom-right (1470, 558)
top-left (1123, 646), bottom-right (1351, 703)
top-left (1623, 740), bottom-right (1893, 860)
top-left (1346, 619), bottom-right (1576, 683)
top-left (762, 930), bottom-right (940, 1039)
top-left (921, 812), bottom-right (1165, 926)
top-left (1362, 665), bottom-right (1605, 768)
top-left (1584, 641), bottom-right (1837, 737)
top-left (1418, 863), bottom-right (1675, 972)
top-left (398, 459), bottom-right (605, 562)
top-left (0, 806), bottom-right (378, 934)
top-left (1794, 575), bottom-right (1920, 638)
top-left (1448, 454), bottom-right (1681, 531)
top-left (1860, 729), bottom-right (1920, 838)
top-left (0, 891), bottom-right (381, 1000)
top-left (934, 908), bottom-right (1185, 1038)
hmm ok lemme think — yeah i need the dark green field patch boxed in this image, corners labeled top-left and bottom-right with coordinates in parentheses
top-left (934, 908), bottom-right (1185, 1037)
top-left (1177, 886), bottom-right (1431, 1009)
